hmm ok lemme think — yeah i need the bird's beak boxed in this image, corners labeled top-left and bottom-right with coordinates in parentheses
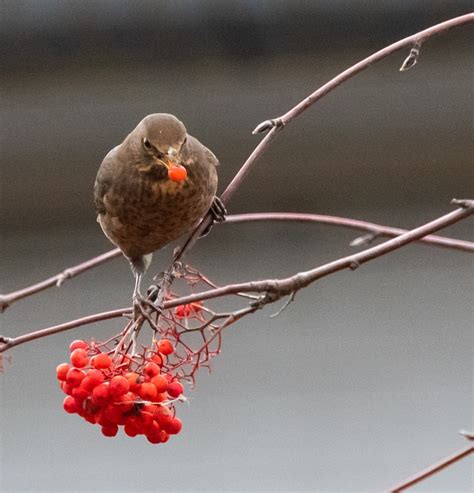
top-left (153, 149), bottom-right (180, 170)
top-left (153, 156), bottom-right (172, 170)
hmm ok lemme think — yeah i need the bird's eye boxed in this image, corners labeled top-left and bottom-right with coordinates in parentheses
top-left (142, 138), bottom-right (152, 150)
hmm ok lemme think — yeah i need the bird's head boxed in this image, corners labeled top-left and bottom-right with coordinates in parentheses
top-left (134, 113), bottom-right (187, 169)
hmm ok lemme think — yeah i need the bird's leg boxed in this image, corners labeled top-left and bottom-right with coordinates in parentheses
top-left (199, 196), bottom-right (227, 238)
top-left (132, 272), bottom-right (144, 320)
top-left (149, 268), bottom-right (174, 310)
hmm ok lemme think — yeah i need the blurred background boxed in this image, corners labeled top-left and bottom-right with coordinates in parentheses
top-left (1, 1), bottom-right (472, 491)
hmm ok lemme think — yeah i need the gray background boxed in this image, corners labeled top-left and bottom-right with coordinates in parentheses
top-left (1, 1), bottom-right (473, 492)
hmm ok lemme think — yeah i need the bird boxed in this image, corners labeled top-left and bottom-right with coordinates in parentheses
top-left (94, 113), bottom-right (222, 304)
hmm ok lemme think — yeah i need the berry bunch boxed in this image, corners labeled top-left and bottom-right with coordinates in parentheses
top-left (56, 339), bottom-right (184, 444)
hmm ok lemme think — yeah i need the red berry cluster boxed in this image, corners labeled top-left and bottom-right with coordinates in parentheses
top-left (56, 339), bottom-right (184, 444)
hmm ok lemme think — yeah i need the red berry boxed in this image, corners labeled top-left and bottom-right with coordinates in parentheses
top-left (69, 339), bottom-right (88, 352)
top-left (56, 362), bottom-right (70, 381)
top-left (157, 339), bottom-right (174, 356)
top-left (144, 362), bottom-right (160, 378)
top-left (91, 352), bottom-right (112, 369)
top-left (66, 368), bottom-right (86, 387)
top-left (70, 348), bottom-right (89, 368)
top-left (125, 372), bottom-right (141, 392)
top-left (163, 417), bottom-right (182, 435)
top-left (116, 392), bottom-right (136, 413)
top-left (156, 392), bottom-right (168, 403)
top-left (124, 420), bottom-right (139, 437)
top-left (167, 164), bottom-right (187, 182)
top-left (91, 383), bottom-right (110, 406)
top-left (63, 396), bottom-right (77, 414)
top-left (151, 353), bottom-right (163, 365)
top-left (151, 374), bottom-right (168, 393)
top-left (109, 375), bottom-right (130, 397)
top-left (139, 382), bottom-right (157, 401)
top-left (138, 411), bottom-right (154, 430)
top-left (167, 381), bottom-right (184, 398)
top-left (104, 404), bottom-right (124, 424)
top-left (159, 430), bottom-right (170, 443)
top-left (142, 404), bottom-right (157, 415)
top-left (145, 420), bottom-right (162, 444)
top-left (101, 423), bottom-right (119, 437)
top-left (61, 381), bottom-right (74, 395)
top-left (81, 370), bottom-right (105, 392)
top-left (175, 304), bottom-right (192, 318)
top-left (153, 406), bottom-right (171, 427)
top-left (71, 386), bottom-right (89, 402)
top-left (84, 412), bottom-right (98, 425)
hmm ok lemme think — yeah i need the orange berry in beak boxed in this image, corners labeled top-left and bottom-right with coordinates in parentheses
top-left (167, 164), bottom-right (187, 182)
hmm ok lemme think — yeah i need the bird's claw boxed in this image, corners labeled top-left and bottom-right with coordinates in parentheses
top-left (200, 196), bottom-right (227, 238)
top-left (133, 292), bottom-right (162, 319)
top-left (210, 196), bottom-right (227, 223)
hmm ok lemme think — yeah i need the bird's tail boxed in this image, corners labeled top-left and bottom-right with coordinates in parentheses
top-left (128, 253), bottom-right (153, 275)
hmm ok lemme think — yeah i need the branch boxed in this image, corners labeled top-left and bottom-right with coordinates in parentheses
top-left (3, 15), bottom-right (471, 312)
top-left (2, 211), bottom-right (472, 314)
top-left (160, 200), bottom-right (474, 308)
top-left (389, 445), bottom-right (473, 492)
top-left (225, 213), bottom-right (474, 253)
top-left (0, 307), bottom-right (131, 352)
top-left (253, 13), bottom-right (474, 134)
top-left (3, 200), bottom-right (471, 353)
top-left (0, 248), bottom-right (121, 313)
top-left (173, 14), bottom-right (474, 264)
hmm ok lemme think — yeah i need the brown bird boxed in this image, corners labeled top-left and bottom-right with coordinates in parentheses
top-left (94, 113), bottom-right (222, 302)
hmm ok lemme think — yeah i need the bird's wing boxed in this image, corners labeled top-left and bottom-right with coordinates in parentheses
top-left (204, 147), bottom-right (220, 167)
top-left (94, 147), bottom-right (119, 216)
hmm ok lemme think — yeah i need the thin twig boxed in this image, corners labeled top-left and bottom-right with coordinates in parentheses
top-left (0, 307), bottom-right (131, 352)
top-left (253, 14), bottom-right (474, 134)
top-left (225, 213), bottom-right (474, 253)
top-left (388, 445), bottom-right (474, 492)
top-left (0, 248), bottom-right (121, 312)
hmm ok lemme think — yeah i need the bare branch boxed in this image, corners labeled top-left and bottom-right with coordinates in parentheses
top-left (254, 14), bottom-right (474, 134)
top-left (172, 13), bottom-right (474, 266)
top-left (4, 200), bottom-right (470, 354)
top-left (225, 213), bottom-right (474, 253)
top-left (0, 248), bottom-right (121, 313)
top-left (0, 307), bottom-right (131, 353)
top-left (388, 445), bottom-right (474, 492)
top-left (161, 200), bottom-right (474, 308)
top-left (4, 210), bottom-right (470, 314)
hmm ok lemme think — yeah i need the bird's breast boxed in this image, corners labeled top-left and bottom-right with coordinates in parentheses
top-left (99, 162), bottom-right (217, 258)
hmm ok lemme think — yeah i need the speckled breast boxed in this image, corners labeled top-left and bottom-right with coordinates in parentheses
top-left (100, 163), bottom-right (217, 259)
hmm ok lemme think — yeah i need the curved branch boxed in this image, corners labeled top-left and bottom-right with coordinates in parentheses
top-left (163, 200), bottom-right (474, 308)
top-left (225, 213), bottom-right (474, 253)
top-left (2, 210), bottom-right (471, 314)
top-left (0, 307), bottom-right (131, 352)
top-left (0, 248), bottom-right (121, 313)
top-left (176, 14), bottom-right (474, 261)
top-left (254, 13), bottom-right (474, 133)
top-left (3, 201), bottom-right (470, 353)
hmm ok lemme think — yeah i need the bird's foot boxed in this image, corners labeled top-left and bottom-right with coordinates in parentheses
top-left (200, 196), bottom-right (227, 238)
top-left (133, 291), bottom-right (161, 320)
